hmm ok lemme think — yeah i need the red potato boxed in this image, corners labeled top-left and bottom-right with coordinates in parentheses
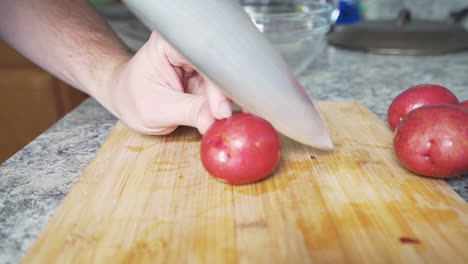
top-left (459, 100), bottom-right (468, 110)
top-left (200, 113), bottom-right (281, 184)
top-left (387, 84), bottom-right (459, 130)
top-left (394, 104), bottom-right (468, 178)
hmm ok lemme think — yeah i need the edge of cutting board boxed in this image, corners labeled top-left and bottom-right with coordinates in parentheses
top-left (21, 100), bottom-right (468, 264)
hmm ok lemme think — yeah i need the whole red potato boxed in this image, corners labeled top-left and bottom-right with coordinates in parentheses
top-left (200, 113), bottom-right (281, 185)
top-left (387, 84), bottom-right (459, 130)
top-left (459, 100), bottom-right (468, 110)
top-left (394, 104), bottom-right (468, 178)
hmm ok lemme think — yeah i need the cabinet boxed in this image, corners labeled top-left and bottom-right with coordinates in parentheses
top-left (0, 41), bottom-right (88, 163)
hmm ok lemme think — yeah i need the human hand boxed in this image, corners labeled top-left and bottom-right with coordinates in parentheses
top-left (98, 31), bottom-right (232, 135)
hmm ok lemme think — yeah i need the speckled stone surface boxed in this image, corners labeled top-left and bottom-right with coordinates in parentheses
top-left (0, 100), bottom-right (117, 264)
top-left (1, 2), bottom-right (468, 263)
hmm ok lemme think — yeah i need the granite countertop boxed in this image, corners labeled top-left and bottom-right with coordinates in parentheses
top-left (1, 38), bottom-right (468, 264)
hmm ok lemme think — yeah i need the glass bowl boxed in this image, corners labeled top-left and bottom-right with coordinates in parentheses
top-left (241, 1), bottom-right (332, 75)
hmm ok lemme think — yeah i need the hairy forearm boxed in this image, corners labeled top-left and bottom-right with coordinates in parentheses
top-left (0, 0), bottom-right (132, 96)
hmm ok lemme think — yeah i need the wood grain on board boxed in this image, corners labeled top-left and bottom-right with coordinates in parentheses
top-left (23, 101), bottom-right (468, 264)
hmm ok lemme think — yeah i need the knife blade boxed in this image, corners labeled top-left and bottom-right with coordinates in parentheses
top-left (122, 0), bottom-right (333, 150)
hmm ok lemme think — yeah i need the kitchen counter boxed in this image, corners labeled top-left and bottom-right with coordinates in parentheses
top-left (1, 43), bottom-right (468, 263)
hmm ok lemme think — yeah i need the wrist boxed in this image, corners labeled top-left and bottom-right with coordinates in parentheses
top-left (86, 52), bottom-right (132, 118)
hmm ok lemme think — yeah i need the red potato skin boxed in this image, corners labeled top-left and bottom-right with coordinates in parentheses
top-left (200, 113), bottom-right (281, 185)
top-left (387, 84), bottom-right (459, 130)
top-left (393, 104), bottom-right (468, 178)
top-left (459, 100), bottom-right (468, 110)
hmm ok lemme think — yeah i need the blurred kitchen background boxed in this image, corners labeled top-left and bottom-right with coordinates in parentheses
top-left (96, 0), bottom-right (468, 48)
top-left (1, 0), bottom-right (468, 163)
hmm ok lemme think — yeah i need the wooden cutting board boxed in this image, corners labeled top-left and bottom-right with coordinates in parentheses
top-left (22, 101), bottom-right (468, 264)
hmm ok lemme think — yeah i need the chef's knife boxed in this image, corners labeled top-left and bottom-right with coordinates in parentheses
top-left (122, 0), bottom-right (333, 150)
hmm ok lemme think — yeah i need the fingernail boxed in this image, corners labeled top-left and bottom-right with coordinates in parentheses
top-left (218, 101), bottom-right (232, 119)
